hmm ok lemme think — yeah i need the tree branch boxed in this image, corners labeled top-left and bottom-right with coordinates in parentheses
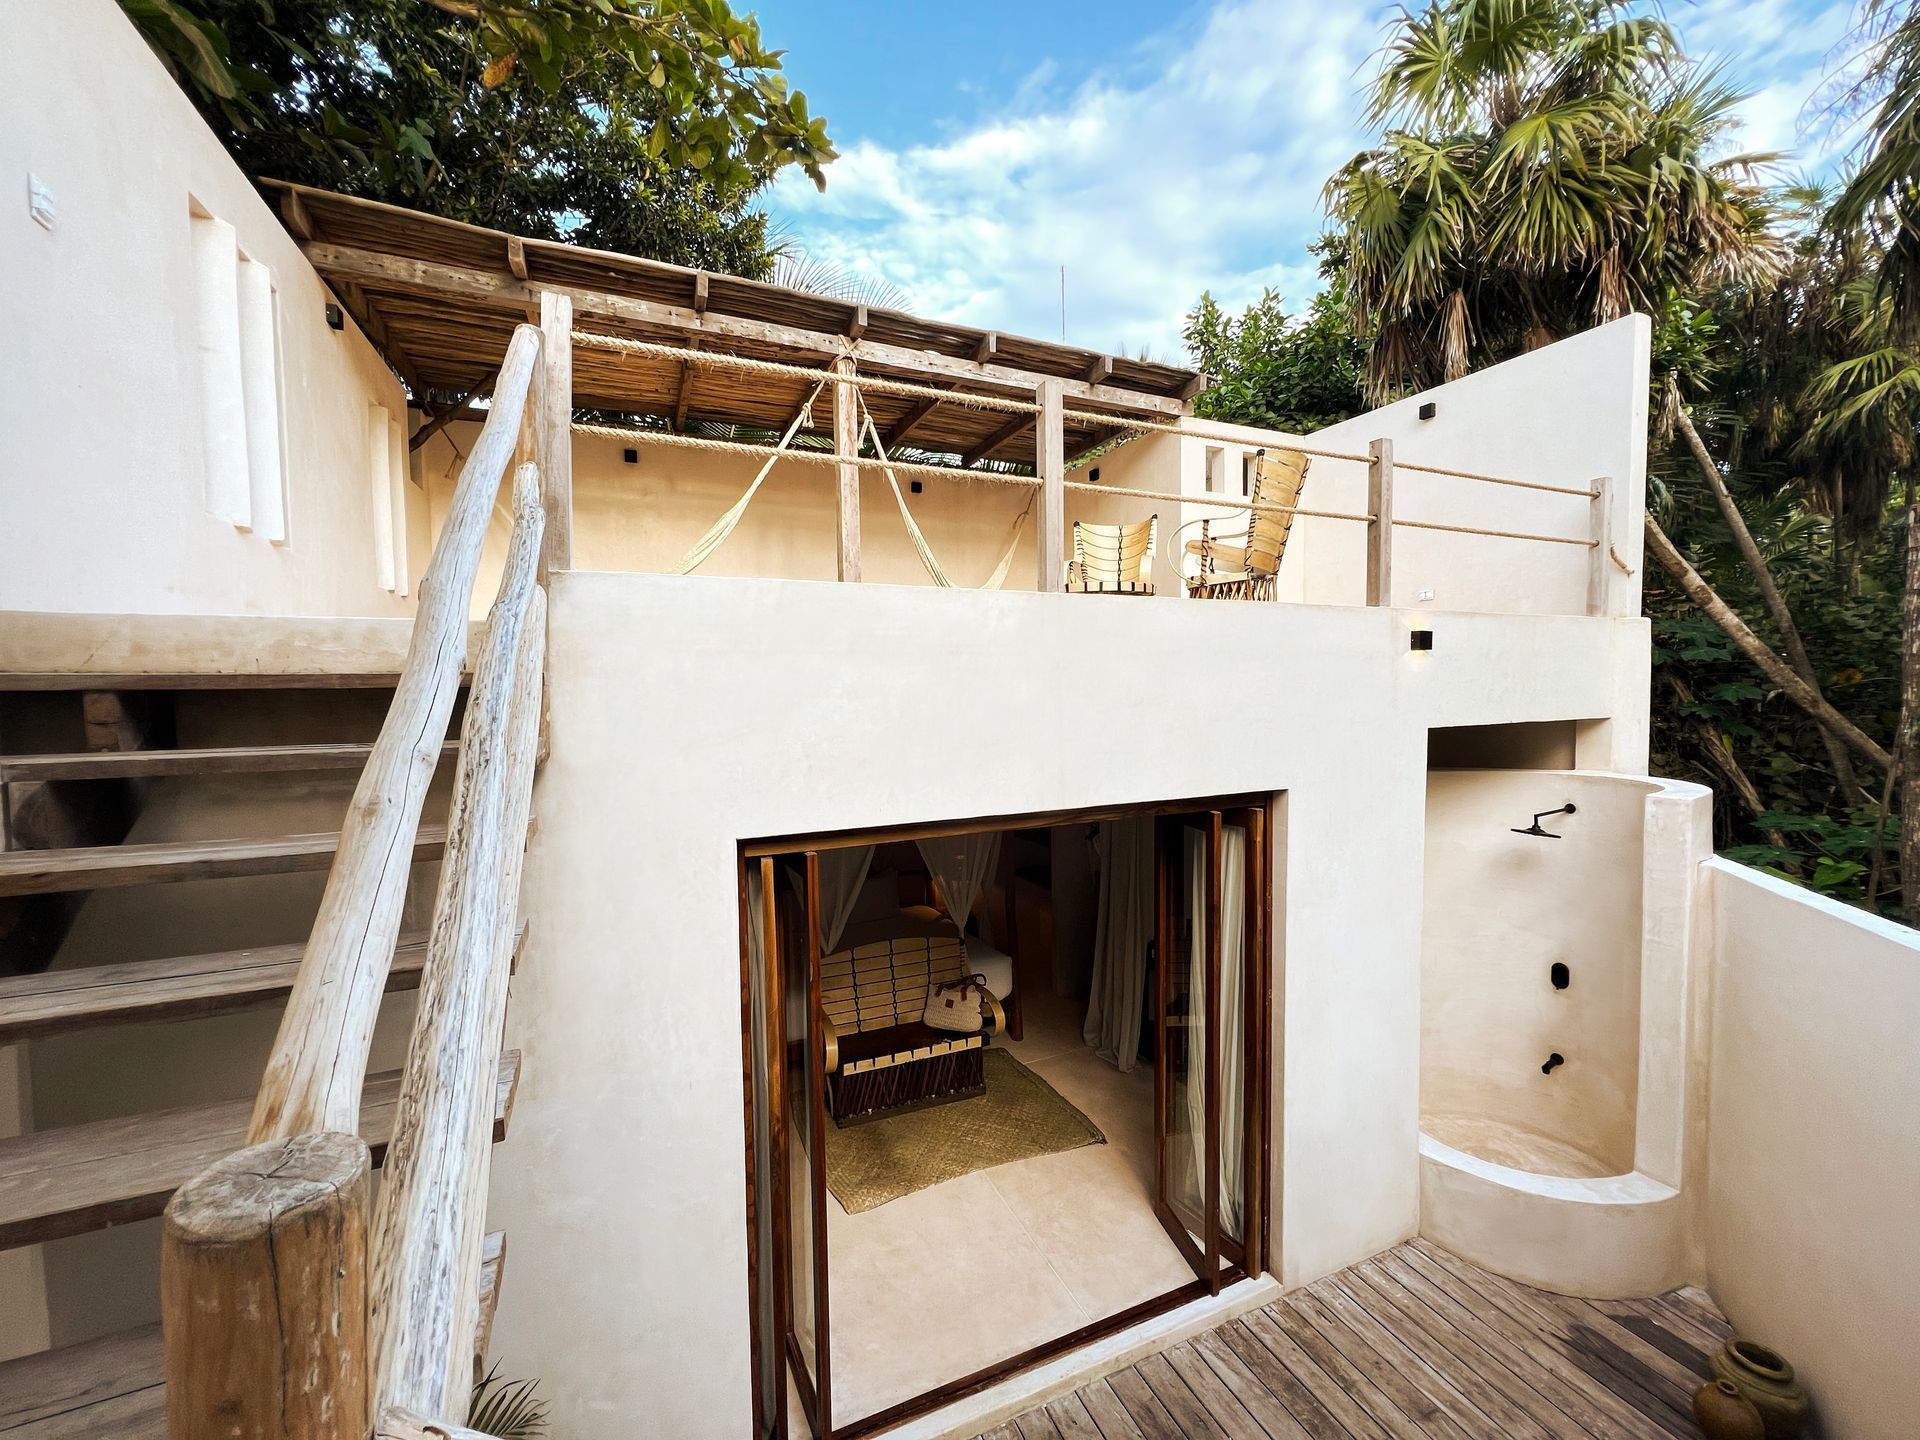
top-left (1645, 513), bottom-right (1893, 772)
top-left (1673, 397), bottom-right (1868, 803)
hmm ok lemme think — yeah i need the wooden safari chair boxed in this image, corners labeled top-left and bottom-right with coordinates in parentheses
top-left (1184, 448), bottom-right (1310, 600)
top-left (820, 927), bottom-right (1007, 1126)
top-left (1067, 515), bottom-right (1157, 595)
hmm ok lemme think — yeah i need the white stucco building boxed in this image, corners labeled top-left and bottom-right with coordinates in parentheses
top-left (0, 6), bottom-right (1914, 1440)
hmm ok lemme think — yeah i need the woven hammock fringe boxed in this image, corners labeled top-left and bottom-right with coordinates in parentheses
top-left (859, 395), bottom-right (1030, 590)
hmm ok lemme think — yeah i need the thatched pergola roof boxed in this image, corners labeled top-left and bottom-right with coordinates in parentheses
top-left (266, 181), bottom-right (1200, 468)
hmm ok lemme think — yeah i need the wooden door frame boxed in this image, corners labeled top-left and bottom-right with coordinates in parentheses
top-left (736, 795), bottom-right (1276, 1439)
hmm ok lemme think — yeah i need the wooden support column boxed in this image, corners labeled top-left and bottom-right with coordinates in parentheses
top-left (1587, 474), bottom-right (1613, 616)
top-left (1366, 437), bottom-right (1394, 607)
top-left (833, 356), bottom-right (862, 582)
top-left (536, 291), bottom-right (573, 581)
top-left (1037, 378), bottom-right (1066, 591)
top-left (162, 1131), bottom-right (371, 1440)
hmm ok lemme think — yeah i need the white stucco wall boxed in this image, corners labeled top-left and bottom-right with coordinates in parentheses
top-left (487, 571), bottom-right (1649, 1437)
top-left (0, 0), bottom-right (422, 617)
top-left (1704, 860), bottom-right (1920, 1440)
top-left (1422, 770), bottom-right (1650, 1174)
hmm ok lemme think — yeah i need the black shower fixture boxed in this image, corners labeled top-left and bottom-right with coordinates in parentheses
top-left (1512, 803), bottom-right (1576, 838)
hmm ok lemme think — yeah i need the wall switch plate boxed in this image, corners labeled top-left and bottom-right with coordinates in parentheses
top-left (1417, 587), bottom-right (1435, 602)
top-left (28, 174), bottom-right (54, 231)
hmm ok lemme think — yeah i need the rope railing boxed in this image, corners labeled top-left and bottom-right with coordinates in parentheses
top-left (1394, 517), bottom-right (1597, 547)
top-left (571, 421), bottom-right (1045, 489)
top-left (1063, 477), bottom-right (1373, 525)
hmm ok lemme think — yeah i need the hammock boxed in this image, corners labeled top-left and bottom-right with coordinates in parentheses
top-left (856, 391), bottom-right (1032, 591)
top-left (669, 378), bottom-right (828, 575)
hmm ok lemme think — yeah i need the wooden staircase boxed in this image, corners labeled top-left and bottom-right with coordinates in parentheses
top-left (0, 673), bottom-right (523, 1437)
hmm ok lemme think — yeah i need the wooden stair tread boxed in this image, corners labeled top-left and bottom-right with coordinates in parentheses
top-left (0, 1324), bottom-right (162, 1437)
top-left (0, 826), bottom-right (448, 898)
top-left (0, 1051), bottom-right (519, 1251)
top-left (0, 1228), bottom-right (507, 1437)
top-left (0, 936), bottom-right (430, 1045)
top-left (0, 742), bottom-right (457, 783)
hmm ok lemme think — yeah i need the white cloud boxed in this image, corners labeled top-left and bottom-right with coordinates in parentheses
top-left (766, 0), bottom-right (1381, 361)
top-left (766, 0), bottom-right (1858, 360)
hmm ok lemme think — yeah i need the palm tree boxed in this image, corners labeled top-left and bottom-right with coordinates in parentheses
top-left (1325, 0), bottom-right (1780, 403)
top-left (1828, 0), bottom-right (1920, 346)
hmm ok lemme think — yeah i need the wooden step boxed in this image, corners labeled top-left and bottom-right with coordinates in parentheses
top-left (0, 1324), bottom-right (162, 1438)
top-left (0, 825), bottom-right (448, 898)
top-left (0, 936), bottom-right (429, 1045)
top-left (0, 1233), bottom-right (507, 1437)
top-left (0, 741), bottom-right (458, 784)
top-left (0, 1051), bottom-right (519, 1250)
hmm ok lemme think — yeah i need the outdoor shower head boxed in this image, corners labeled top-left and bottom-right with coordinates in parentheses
top-left (1512, 804), bottom-right (1577, 838)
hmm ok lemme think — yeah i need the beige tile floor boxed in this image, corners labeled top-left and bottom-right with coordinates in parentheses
top-left (804, 989), bottom-right (1193, 1430)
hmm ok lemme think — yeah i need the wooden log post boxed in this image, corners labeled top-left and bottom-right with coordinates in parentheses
top-left (249, 324), bottom-right (542, 1145)
top-left (536, 291), bottom-right (573, 581)
top-left (1036, 378), bottom-right (1066, 591)
top-left (162, 1131), bottom-right (371, 1440)
top-left (1366, 438), bottom-right (1394, 607)
top-left (1587, 474), bottom-right (1613, 617)
top-left (832, 356), bottom-right (862, 582)
top-left (370, 467), bottom-right (547, 1421)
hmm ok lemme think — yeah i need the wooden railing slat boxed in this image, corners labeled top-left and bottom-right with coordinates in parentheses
top-left (248, 323), bottom-right (543, 1144)
top-left (370, 464), bottom-right (548, 1420)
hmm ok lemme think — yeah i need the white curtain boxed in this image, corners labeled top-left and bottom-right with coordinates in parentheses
top-left (916, 833), bottom-right (1001, 935)
top-left (743, 865), bottom-right (776, 1424)
top-left (1181, 824), bottom-right (1248, 1245)
top-left (814, 845), bottom-right (875, 953)
top-left (1083, 817), bottom-right (1153, 1071)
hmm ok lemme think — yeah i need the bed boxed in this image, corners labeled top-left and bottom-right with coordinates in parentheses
top-left (819, 912), bottom-right (1013, 1126)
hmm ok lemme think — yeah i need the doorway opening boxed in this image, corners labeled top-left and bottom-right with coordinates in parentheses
top-left (738, 797), bottom-right (1273, 1439)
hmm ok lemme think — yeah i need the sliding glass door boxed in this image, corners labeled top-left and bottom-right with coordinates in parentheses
top-left (1154, 807), bottom-right (1266, 1287)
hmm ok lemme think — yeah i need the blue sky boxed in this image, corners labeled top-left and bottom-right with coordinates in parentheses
top-left (748, 0), bottom-right (1864, 360)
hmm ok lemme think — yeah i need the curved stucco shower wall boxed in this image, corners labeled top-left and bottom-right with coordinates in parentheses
top-left (1422, 769), bottom-right (1652, 1175)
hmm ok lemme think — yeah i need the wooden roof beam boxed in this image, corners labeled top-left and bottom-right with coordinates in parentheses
top-left (974, 333), bottom-right (998, 364)
top-left (883, 391), bottom-right (947, 450)
top-left (298, 243), bottom-right (1186, 416)
top-left (505, 236), bottom-right (528, 281)
top-left (847, 305), bottom-right (868, 342)
top-left (671, 337), bottom-right (703, 431)
top-left (693, 272), bottom-right (710, 315)
top-left (1083, 355), bottom-right (1115, 384)
top-left (278, 190), bottom-right (314, 242)
top-left (963, 412), bottom-right (1033, 467)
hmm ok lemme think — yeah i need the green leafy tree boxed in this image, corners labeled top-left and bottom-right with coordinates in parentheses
top-left (1182, 259), bottom-right (1367, 433)
top-left (1324, 0), bottom-right (1778, 403)
top-left (120, 0), bottom-right (836, 272)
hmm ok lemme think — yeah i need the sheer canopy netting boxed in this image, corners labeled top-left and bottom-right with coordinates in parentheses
top-left (813, 845), bottom-right (876, 954)
top-left (1083, 817), bottom-right (1154, 1072)
top-left (916, 832), bottom-right (1002, 936)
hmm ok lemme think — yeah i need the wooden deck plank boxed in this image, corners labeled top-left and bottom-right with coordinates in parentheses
top-left (1185, 1327), bottom-right (1314, 1439)
top-left (1285, 1289), bottom-right (1476, 1439)
top-left (1344, 1259), bottom-right (1592, 1440)
top-left (0, 826), bottom-right (447, 898)
top-left (1233, 1310), bottom-right (1389, 1440)
top-left (985, 1243), bottom-right (1732, 1440)
top-left (1318, 1271), bottom-right (1550, 1439)
top-left (0, 934), bottom-right (429, 1044)
top-left (1075, 1378), bottom-right (1149, 1440)
top-left (1395, 1245), bottom-right (1688, 1440)
top-left (0, 1325), bottom-right (163, 1436)
top-left (0, 1051), bottom-right (517, 1250)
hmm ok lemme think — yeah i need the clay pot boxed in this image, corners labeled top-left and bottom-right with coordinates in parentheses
top-left (1694, 1380), bottom-right (1764, 1440)
top-left (1710, 1340), bottom-right (1810, 1439)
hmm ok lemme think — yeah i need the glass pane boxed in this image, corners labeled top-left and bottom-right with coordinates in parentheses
top-left (1165, 823), bottom-right (1208, 1239)
top-left (783, 864), bottom-right (820, 1398)
top-left (1217, 825), bottom-right (1249, 1248)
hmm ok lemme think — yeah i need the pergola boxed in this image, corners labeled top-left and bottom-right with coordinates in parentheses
top-left (267, 180), bottom-right (1202, 585)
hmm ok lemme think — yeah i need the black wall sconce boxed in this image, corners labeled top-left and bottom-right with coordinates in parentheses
top-left (1550, 962), bottom-right (1570, 990)
top-left (324, 302), bottom-right (344, 331)
top-left (1542, 1052), bottom-right (1565, 1075)
top-left (1418, 401), bottom-right (1437, 420)
top-left (623, 447), bottom-right (638, 464)
top-left (1410, 629), bottom-right (1434, 651)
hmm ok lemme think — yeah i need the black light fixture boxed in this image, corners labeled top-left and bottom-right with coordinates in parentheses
top-left (1418, 401), bottom-right (1437, 420)
top-left (623, 447), bottom-right (638, 464)
top-left (1512, 803), bottom-right (1577, 838)
top-left (1410, 629), bottom-right (1434, 651)
top-left (910, 480), bottom-right (924, 493)
top-left (324, 302), bottom-right (344, 331)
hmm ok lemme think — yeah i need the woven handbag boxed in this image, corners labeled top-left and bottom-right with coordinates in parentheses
top-left (922, 972), bottom-right (990, 1034)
